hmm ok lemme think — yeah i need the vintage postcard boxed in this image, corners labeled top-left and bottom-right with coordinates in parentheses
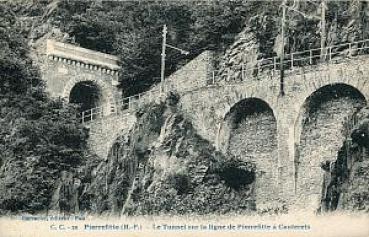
top-left (0, 0), bottom-right (368, 236)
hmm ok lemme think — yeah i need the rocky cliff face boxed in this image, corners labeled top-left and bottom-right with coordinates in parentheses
top-left (321, 107), bottom-right (369, 213)
top-left (66, 94), bottom-right (257, 216)
top-left (2, 1), bottom-right (369, 216)
top-left (216, 1), bottom-right (369, 83)
top-left (216, 27), bottom-right (260, 82)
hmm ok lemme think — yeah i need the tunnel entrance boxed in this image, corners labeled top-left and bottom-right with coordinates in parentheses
top-left (69, 81), bottom-right (102, 112)
top-left (295, 84), bottom-right (366, 210)
top-left (222, 98), bottom-right (278, 205)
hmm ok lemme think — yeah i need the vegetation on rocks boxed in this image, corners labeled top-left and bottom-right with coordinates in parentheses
top-left (77, 93), bottom-right (256, 216)
top-left (1, 0), bottom-right (369, 215)
top-left (4, 1), bottom-right (369, 95)
top-left (0, 4), bottom-right (88, 214)
top-left (321, 107), bottom-right (369, 213)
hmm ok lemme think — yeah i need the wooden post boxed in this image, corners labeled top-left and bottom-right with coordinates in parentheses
top-left (160, 25), bottom-right (167, 95)
top-left (241, 64), bottom-right (244, 81)
top-left (280, 2), bottom-right (286, 96)
top-left (320, 0), bottom-right (327, 61)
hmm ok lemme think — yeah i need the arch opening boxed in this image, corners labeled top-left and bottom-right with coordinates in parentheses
top-left (294, 83), bottom-right (367, 210)
top-left (221, 98), bottom-right (278, 204)
top-left (69, 81), bottom-right (103, 112)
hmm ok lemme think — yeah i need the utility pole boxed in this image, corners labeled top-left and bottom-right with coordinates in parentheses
top-left (320, 0), bottom-right (327, 60)
top-left (160, 24), bottom-right (167, 94)
top-left (285, 1), bottom-right (327, 60)
top-left (280, 1), bottom-right (287, 96)
top-left (159, 24), bottom-right (189, 95)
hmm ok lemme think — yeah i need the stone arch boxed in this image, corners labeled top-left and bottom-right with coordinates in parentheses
top-left (69, 81), bottom-right (103, 112)
top-left (218, 97), bottom-right (279, 205)
top-left (218, 97), bottom-right (277, 150)
top-left (215, 85), bottom-right (278, 150)
top-left (293, 83), bottom-right (367, 210)
top-left (62, 75), bottom-right (115, 115)
top-left (296, 64), bottom-right (369, 109)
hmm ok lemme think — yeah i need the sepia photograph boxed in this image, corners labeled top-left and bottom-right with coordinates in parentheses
top-left (0, 0), bottom-right (368, 236)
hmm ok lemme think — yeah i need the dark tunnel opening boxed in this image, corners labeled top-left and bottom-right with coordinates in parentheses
top-left (69, 81), bottom-right (102, 112)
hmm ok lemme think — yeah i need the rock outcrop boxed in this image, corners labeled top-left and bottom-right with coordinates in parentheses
top-left (320, 107), bottom-right (369, 213)
top-left (74, 93), bottom-right (257, 216)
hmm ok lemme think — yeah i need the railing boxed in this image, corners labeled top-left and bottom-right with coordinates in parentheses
top-left (80, 107), bottom-right (104, 124)
top-left (81, 38), bottom-right (369, 124)
top-left (79, 87), bottom-right (164, 123)
top-left (215, 38), bottom-right (369, 82)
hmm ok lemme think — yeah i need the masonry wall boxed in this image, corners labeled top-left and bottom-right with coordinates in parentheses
top-left (177, 55), bottom-right (369, 211)
top-left (225, 100), bottom-right (279, 208)
top-left (44, 58), bottom-right (120, 101)
top-left (152, 51), bottom-right (214, 93)
top-left (295, 88), bottom-right (366, 210)
top-left (55, 41), bottom-right (369, 210)
top-left (87, 114), bottom-right (137, 159)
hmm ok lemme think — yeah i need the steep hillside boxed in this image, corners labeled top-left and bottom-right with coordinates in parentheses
top-left (1, 0), bottom-right (369, 216)
top-left (63, 94), bottom-right (257, 216)
top-left (5, 1), bottom-right (369, 94)
top-left (216, 0), bottom-right (369, 81)
top-left (0, 3), bottom-right (89, 214)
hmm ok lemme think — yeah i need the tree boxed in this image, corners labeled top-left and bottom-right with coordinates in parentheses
top-left (0, 3), bottom-right (88, 213)
top-left (49, 1), bottom-right (251, 96)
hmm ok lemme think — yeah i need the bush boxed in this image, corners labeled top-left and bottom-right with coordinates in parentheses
top-left (167, 172), bottom-right (191, 195)
top-left (214, 159), bottom-right (256, 191)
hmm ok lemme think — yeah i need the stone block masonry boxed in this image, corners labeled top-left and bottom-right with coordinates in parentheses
top-left (37, 39), bottom-right (127, 159)
top-left (37, 38), bottom-right (369, 212)
top-left (178, 55), bottom-right (369, 211)
top-left (40, 40), bottom-right (122, 116)
top-left (151, 51), bottom-right (214, 93)
top-left (295, 90), bottom-right (366, 210)
top-left (226, 102), bottom-right (279, 207)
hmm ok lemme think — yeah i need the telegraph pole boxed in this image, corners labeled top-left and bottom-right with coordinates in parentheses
top-left (160, 24), bottom-right (167, 94)
top-left (283, 0), bottom-right (328, 61)
top-left (320, 0), bottom-right (327, 60)
top-left (280, 1), bottom-right (287, 96)
top-left (160, 24), bottom-right (189, 94)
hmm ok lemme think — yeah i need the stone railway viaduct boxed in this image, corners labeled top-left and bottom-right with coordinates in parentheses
top-left (39, 39), bottom-right (369, 211)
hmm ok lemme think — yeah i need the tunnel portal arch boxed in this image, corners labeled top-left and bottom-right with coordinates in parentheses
top-left (69, 81), bottom-right (103, 112)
